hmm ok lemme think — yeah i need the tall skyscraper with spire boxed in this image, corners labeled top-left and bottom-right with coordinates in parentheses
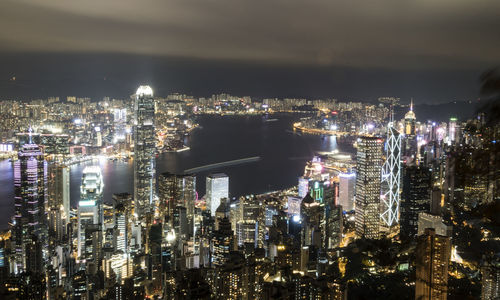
top-left (13, 128), bottom-right (48, 274)
top-left (133, 85), bottom-right (156, 216)
top-left (404, 99), bottom-right (416, 136)
top-left (404, 99), bottom-right (418, 160)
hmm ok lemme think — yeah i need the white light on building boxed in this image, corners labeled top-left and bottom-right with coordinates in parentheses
top-left (206, 173), bottom-right (229, 217)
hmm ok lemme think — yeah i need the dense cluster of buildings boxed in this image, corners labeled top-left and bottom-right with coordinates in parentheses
top-left (0, 90), bottom-right (498, 299)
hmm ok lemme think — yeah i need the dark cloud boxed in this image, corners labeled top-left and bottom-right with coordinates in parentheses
top-left (0, 52), bottom-right (482, 103)
top-left (1, 0), bottom-right (499, 69)
top-left (0, 1), bottom-right (498, 102)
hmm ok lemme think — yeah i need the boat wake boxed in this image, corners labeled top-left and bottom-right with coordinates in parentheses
top-left (184, 156), bottom-right (261, 173)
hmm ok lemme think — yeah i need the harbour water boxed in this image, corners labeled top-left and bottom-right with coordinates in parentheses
top-left (0, 114), bottom-right (353, 229)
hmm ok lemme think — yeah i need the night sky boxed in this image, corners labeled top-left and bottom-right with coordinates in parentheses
top-left (1, 0), bottom-right (499, 102)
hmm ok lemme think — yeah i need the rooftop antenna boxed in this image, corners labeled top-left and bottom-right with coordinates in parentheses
top-left (390, 102), bottom-right (394, 123)
top-left (410, 98), bottom-right (414, 111)
top-left (28, 125), bottom-right (33, 144)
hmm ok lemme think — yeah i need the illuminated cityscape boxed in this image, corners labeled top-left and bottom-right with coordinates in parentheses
top-left (0, 90), bottom-right (498, 299)
top-left (0, 1), bottom-right (499, 299)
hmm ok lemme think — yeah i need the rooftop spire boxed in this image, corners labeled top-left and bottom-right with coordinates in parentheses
top-left (28, 125), bottom-right (33, 144)
top-left (410, 98), bottom-right (413, 111)
top-left (390, 103), bottom-right (394, 123)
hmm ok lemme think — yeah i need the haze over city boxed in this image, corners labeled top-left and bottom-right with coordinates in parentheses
top-left (1, 0), bottom-right (500, 102)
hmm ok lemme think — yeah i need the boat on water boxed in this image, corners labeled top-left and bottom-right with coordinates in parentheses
top-left (176, 146), bottom-right (190, 153)
top-left (265, 118), bottom-right (279, 122)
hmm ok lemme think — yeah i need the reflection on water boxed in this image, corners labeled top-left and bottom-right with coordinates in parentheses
top-left (0, 114), bottom-right (352, 229)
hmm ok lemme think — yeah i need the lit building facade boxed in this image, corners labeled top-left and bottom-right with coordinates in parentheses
top-left (47, 164), bottom-right (70, 242)
top-left (236, 196), bottom-right (261, 247)
top-left (158, 172), bottom-right (196, 221)
top-left (400, 166), bottom-right (431, 238)
top-left (338, 173), bottom-right (355, 212)
top-left (206, 173), bottom-right (229, 217)
top-left (481, 260), bottom-right (500, 300)
top-left (133, 85), bottom-right (156, 216)
top-left (212, 217), bottom-right (233, 267)
top-left (13, 139), bottom-right (48, 274)
top-left (448, 117), bottom-right (457, 144)
top-left (380, 122), bottom-right (401, 227)
top-left (355, 136), bottom-right (382, 239)
top-left (77, 166), bottom-right (103, 261)
top-left (417, 212), bottom-right (451, 237)
top-left (415, 228), bottom-right (451, 300)
top-left (298, 176), bottom-right (310, 199)
top-left (403, 101), bottom-right (418, 160)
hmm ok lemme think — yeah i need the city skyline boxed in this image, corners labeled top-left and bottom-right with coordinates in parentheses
top-left (0, 0), bottom-right (499, 298)
top-left (0, 83), bottom-right (497, 299)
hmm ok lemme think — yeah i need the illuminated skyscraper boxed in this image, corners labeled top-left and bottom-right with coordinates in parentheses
top-left (380, 121), bottom-right (402, 227)
top-left (158, 172), bottom-right (196, 221)
top-left (403, 100), bottom-right (418, 160)
top-left (355, 136), bottom-right (383, 239)
top-left (113, 193), bottom-right (132, 253)
top-left (301, 193), bottom-right (322, 246)
top-left (326, 205), bottom-right (343, 249)
top-left (404, 100), bottom-right (416, 136)
top-left (133, 85), bottom-right (156, 216)
top-left (13, 135), bottom-right (48, 274)
top-left (206, 173), bottom-right (229, 217)
top-left (400, 166), bottom-right (431, 238)
top-left (448, 117), bottom-right (458, 144)
top-left (481, 259), bottom-right (500, 300)
top-left (236, 196), bottom-right (261, 247)
top-left (415, 228), bottom-right (451, 300)
top-left (77, 166), bottom-right (103, 261)
top-left (298, 176), bottom-right (310, 199)
top-left (113, 108), bottom-right (128, 142)
top-left (212, 217), bottom-right (233, 267)
top-left (309, 180), bottom-right (328, 204)
top-left (338, 173), bottom-right (355, 211)
top-left (47, 164), bottom-right (70, 242)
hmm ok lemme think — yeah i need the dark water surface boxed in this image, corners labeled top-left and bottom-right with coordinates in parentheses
top-left (0, 114), bottom-right (351, 229)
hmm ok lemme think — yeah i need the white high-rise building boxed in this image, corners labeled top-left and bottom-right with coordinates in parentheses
top-left (206, 173), bottom-right (229, 217)
top-left (339, 173), bottom-right (355, 211)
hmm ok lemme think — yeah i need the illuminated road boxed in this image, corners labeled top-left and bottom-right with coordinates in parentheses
top-left (184, 156), bottom-right (261, 174)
